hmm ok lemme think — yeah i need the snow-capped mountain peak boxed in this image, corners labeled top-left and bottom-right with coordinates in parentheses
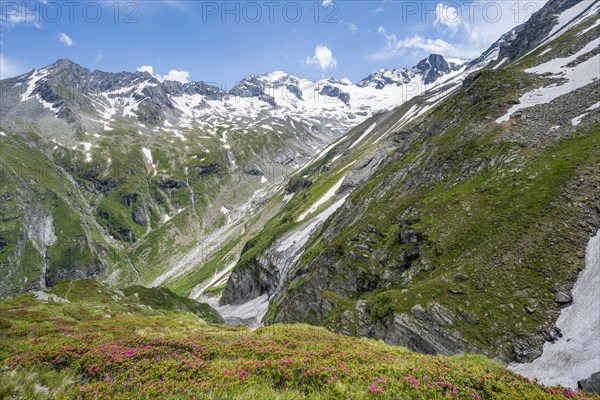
top-left (2, 54), bottom-right (474, 140)
top-left (357, 54), bottom-right (469, 90)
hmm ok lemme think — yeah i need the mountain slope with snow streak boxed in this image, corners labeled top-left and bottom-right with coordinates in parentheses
top-left (218, 0), bottom-right (600, 372)
top-left (509, 229), bottom-right (600, 389)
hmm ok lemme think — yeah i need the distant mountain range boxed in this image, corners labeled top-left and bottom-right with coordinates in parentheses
top-left (1, 54), bottom-right (471, 139)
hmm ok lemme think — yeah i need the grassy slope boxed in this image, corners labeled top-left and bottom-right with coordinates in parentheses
top-left (0, 132), bottom-right (110, 295)
top-left (1, 280), bottom-right (597, 400)
top-left (248, 19), bottom-right (600, 359)
top-left (0, 115), bottom-right (308, 296)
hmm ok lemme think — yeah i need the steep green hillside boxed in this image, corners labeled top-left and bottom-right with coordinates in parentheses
top-left (0, 281), bottom-right (596, 399)
top-left (0, 116), bottom-right (315, 299)
top-left (222, 10), bottom-right (600, 362)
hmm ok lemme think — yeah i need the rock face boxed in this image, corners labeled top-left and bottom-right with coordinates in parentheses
top-left (579, 372), bottom-right (600, 394)
top-left (219, 257), bottom-right (276, 306)
top-left (416, 54), bottom-right (455, 84)
top-left (319, 85), bottom-right (351, 106)
top-left (336, 300), bottom-right (472, 355)
top-left (554, 291), bottom-right (572, 303)
top-left (379, 304), bottom-right (473, 355)
top-left (497, 0), bottom-right (585, 62)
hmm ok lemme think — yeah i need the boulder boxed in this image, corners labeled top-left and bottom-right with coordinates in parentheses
top-left (555, 291), bottom-right (572, 303)
top-left (578, 372), bottom-right (600, 394)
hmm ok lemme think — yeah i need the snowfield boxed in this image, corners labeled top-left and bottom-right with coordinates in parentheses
top-left (496, 37), bottom-right (600, 123)
top-left (509, 229), bottom-right (600, 388)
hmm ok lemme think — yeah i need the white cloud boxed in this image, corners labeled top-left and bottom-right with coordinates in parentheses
top-left (0, 54), bottom-right (25, 79)
top-left (369, 1), bottom-right (548, 62)
top-left (58, 32), bottom-right (74, 47)
top-left (348, 22), bottom-right (358, 33)
top-left (368, 27), bottom-right (480, 61)
top-left (137, 65), bottom-right (155, 75)
top-left (372, 7), bottom-right (384, 14)
top-left (322, 0), bottom-right (334, 6)
top-left (136, 65), bottom-right (190, 83)
top-left (435, 3), bottom-right (463, 32)
top-left (1, 5), bottom-right (42, 28)
top-left (306, 45), bottom-right (337, 71)
top-left (162, 70), bottom-right (190, 83)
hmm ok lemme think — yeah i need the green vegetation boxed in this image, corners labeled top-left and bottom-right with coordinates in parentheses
top-left (252, 18), bottom-right (600, 361)
top-left (1, 280), bottom-right (597, 399)
top-left (166, 238), bottom-right (240, 297)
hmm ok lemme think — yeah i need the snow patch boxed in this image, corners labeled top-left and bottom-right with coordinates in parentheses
top-left (493, 58), bottom-right (508, 70)
top-left (269, 194), bottom-right (349, 296)
top-left (142, 148), bottom-right (153, 165)
top-left (496, 38), bottom-right (600, 123)
top-left (216, 294), bottom-right (269, 329)
top-left (142, 147), bottom-right (157, 175)
top-left (587, 101), bottom-right (600, 111)
top-left (547, 1), bottom-right (596, 39)
top-left (579, 18), bottom-right (600, 36)
top-left (167, 129), bottom-right (186, 141)
top-left (509, 229), bottom-right (600, 388)
top-left (571, 113), bottom-right (589, 126)
top-left (21, 68), bottom-right (50, 102)
top-left (297, 174), bottom-right (347, 222)
top-left (349, 122), bottom-right (377, 150)
top-left (283, 193), bottom-right (294, 204)
top-left (162, 208), bottom-right (183, 223)
top-left (73, 142), bottom-right (94, 162)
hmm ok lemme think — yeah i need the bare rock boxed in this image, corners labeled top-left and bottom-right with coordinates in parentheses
top-left (578, 372), bottom-right (600, 394)
top-left (555, 291), bottom-right (572, 303)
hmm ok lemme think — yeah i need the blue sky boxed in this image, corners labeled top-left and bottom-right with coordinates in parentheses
top-left (0, 0), bottom-right (547, 85)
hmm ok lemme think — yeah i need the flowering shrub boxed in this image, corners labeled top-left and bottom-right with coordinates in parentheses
top-left (1, 291), bottom-right (598, 399)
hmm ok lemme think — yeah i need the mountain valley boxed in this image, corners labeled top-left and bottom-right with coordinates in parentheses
top-left (1, 0), bottom-right (599, 398)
